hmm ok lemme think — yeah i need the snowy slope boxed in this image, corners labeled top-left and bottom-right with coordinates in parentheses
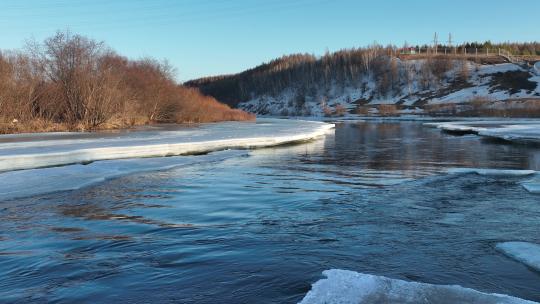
top-left (238, 61), bottom-right (540, 116)
top-left (300, 269), bottom-right (536, 304)
top-left (0, 118), bottom-right (334, 172)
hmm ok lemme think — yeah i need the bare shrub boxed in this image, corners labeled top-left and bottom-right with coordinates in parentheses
top-left (334, 104), bottom-right (347, 116)
top-left (355, 106), bottom-right (370, 115)
top-left (323, 106), bottom-right (333, 117)
top-left (0, 31), bottom-right (254, 133)
top-left (377, 104), bottom-right (399, 116)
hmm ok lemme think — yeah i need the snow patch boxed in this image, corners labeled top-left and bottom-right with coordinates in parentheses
top-left (496, 242), bottom-right (540, 272)
top-left (300, 269), bottom-right (536, 304)
top-left (477, 63), bottom-right (524, 75)
top-left (533, 62), bottom-right (540, 76)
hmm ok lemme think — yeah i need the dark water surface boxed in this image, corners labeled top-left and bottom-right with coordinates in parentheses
top-left (1, 121), bottom-right (540, 303)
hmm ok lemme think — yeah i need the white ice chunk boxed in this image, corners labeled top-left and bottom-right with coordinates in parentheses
top-left (0, 118), bottom-right (334, 172)
top-left (427, 120), bottom-right (540, 144)
top-left (522, 182), bottom-right (540, 194)
top-left (300, 269), bottom-right (537, 304)
top-left (447, 168), bottom-right (537, 177)
top-left (0, 150), bottom-right (246, 200)
top-left (496, 242), bottom-right (540, 272)
top-left (478, 125), bottom-right (540, 143)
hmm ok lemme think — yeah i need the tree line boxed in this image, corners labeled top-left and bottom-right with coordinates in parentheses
top-left (0, 31), bottom-right (253, 133)
top-left (187, 40), bottom-right (538, 112)
top-left (186, 45), bottom-right (468, 108)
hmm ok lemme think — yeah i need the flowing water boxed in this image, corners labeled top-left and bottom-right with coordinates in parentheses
top-left (1, 121), bottom-right (540, 303)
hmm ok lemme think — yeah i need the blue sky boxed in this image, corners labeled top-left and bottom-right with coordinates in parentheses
top-left (1, 0), bottom-right (539, 81)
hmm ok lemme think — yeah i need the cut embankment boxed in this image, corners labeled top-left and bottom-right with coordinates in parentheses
top-left (300, 269), bottom-right (537, 304)
top-left (0, 118), bottom-right (334, 172)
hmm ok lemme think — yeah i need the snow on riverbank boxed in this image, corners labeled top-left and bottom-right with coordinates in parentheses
top-left (0, 118), bottom-right (334, 172)
top-left (300, 269), bottom-right (536, 304)
top-left (496, 242), bottom-right (540, 272)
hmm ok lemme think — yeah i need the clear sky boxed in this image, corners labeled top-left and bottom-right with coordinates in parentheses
top-left (1, 0), bottom-right (539, 81)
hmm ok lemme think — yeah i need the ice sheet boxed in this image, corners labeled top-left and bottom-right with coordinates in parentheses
top-left (447, 168), bottom-right (537, 177)
top-left (478, 125), bottom-right (540, 143)
top-left (522, 182), bottom-right (540, 194)
top-left (300, 269), bottom-right (537, 304)
top-left (496, 242), bottom-right (540, 272)
top-left (0, 150), bottom-right (247, 200)
top-left (426, 121), bottom-right (540, 144)
top-left (0, 118), bottom-right (334, 172)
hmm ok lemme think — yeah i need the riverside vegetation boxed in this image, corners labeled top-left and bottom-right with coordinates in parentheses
top-left (0, 31), bottom-right (254, 134)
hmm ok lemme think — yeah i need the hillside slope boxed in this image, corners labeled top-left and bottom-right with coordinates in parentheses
top-left (187, 51), bottom-right (540, 117)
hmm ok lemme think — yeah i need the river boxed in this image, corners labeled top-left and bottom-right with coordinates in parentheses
top-left (0, 120), bottom-right (539, 303)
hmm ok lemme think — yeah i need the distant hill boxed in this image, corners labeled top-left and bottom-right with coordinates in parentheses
top-left (186, 43), bottom-right (540, 117)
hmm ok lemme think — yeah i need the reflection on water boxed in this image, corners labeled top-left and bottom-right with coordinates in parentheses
top-left (0, 121), bottom-right (540, 303)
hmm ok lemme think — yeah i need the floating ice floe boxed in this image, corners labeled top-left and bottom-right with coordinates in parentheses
top-left (478, 125), bottom-right (540, 144)
top-left (521, 179), bottom-right (540, 194)
top-left (0, 150), bottom-right (247, 200)
top-left (496, 242), bottom-right (540, 272)
top-left (300, 269), bottom-right (537, 304)
top-left (433, 123), bottom-right (486, 134)
top-left (425, 121), bottom-right (540, 143)
top-left (0, 118), bottom-right (334, 172)
top-left (447, 168), bottom-right (537, 177)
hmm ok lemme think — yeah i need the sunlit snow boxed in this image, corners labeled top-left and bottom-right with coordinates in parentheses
top-left (300, 269), bottom-right (537, 304)
top-left (0, 118), bottom-right (334, 172)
